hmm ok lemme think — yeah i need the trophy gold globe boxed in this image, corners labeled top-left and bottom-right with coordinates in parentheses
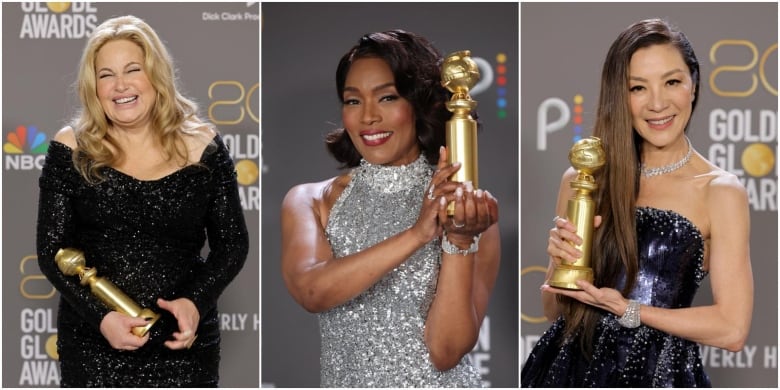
top-left (548, 136), bottom-right (606, 290)
top-left (441, 50), bottom-right (479, 215)
top-left (55, 248), bottom-right (160, 337)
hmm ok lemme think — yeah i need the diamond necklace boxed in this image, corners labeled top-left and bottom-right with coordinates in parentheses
top-left (640, 137), bottom-right (692, 177)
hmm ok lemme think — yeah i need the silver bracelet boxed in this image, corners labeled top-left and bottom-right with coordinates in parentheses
top-left (441, 231), bottom-right (481, 256)
top-left (617, 299), bottom-right (641, 328)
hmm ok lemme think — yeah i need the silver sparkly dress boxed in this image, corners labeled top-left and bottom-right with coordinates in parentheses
top-left (320, 154), bottom-right (483, 387)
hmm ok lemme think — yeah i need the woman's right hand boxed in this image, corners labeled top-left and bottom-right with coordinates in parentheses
top-left (411, 146), bottom-right (465, 244)
top-left (547, 215), bottom-right (602, 266)
top-left (99, 311), bottom-right (150, 350)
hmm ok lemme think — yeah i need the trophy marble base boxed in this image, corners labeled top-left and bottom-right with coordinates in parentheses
top-left (548, 265), bottom-right (593, 290)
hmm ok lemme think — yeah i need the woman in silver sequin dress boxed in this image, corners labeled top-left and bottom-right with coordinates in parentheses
top-left (36, 16), bottom-right (248, 386)
top-left (522, 19), bottom-right (753, 387)
top-left (281, 30), bottom-right (501, 387)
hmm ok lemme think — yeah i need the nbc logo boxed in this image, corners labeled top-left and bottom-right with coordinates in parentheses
top-left (4, 126), bottom-right (48, 170)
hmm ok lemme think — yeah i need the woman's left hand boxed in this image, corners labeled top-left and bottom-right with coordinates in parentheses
top-left (541, 280), bottom-right (627, 317)
top-left (158, 297), bottom-right (200, 350)
top-left (440, 183), bottom-right (498, 239)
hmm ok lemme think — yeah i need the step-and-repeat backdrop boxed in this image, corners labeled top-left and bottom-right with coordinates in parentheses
top-left (2, 2), bottom-right (259, 387)
top-left (261, 2), bottom-right (519, 387)
top-left (520, 2), bottom-right (778, 387)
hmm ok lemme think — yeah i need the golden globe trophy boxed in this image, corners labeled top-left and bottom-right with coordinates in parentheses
top-left (441, 50), bottom-right (480, 215)
top-left (548, 137), bottom-right (606, 290)
top-left (55, 248), bottom-right (160, 337)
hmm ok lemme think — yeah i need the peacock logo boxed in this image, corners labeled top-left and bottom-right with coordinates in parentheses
top-left (4, 126), bottom-right (49, 171)
top-left (5, 126), bottom-right (49, 154)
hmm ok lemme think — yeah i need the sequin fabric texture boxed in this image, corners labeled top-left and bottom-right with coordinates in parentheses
top-left (36, 135), bottom-right (249, 387)
top-left (321, 154), bottom-right (483, 387)
top-left (521, 207), bottom-right (711, 387)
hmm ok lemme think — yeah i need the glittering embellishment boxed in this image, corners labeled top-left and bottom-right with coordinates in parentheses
top-left (640, 136), bottom-right (693, 177)
top-left (522, 207), bottom-right (710, 387)
top-left (321, 154), bottom-right (483, 387)
top-left (355, 155), bottom-right (434, 194)
top-left (36, 135), bottom-right (248, 387)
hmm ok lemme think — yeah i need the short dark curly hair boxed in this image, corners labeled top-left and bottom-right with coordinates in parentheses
top-left (326, 30), bottom-right (452, 168)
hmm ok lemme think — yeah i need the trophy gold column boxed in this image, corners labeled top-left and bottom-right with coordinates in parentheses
top-left (548, 137), bottom-right (605, 290)
top-left (55, 248), bottom-right (160, 337)
top-left (441, 50), bottom-right (479, 215)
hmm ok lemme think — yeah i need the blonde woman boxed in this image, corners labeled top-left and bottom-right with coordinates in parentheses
top-left (36, 15), bottom-right (248, 386)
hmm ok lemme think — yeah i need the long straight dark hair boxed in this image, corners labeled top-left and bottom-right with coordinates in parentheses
top-left (558, 18), bottom-right (701, 357)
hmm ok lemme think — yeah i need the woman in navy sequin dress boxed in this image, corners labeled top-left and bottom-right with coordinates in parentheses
top-left (280, 31), bottom-right (500, 387)
top-left (522, 19), bottom-right (752, 387)
top-left (36, 16), bottom-right (248, 387)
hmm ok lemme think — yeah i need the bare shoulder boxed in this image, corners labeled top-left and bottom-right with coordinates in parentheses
top-left (283, 179), bottom-right (332, 208)
top-left (183, 124), bottom-right (218, 163)
top-left (283, 174), bottom-right (351, 216)
top-left (705, 168), bottom-right (748, 209)
top-left (283, 174), bottom-right (352, 231)
top-left (53, 126), bottom-right (77, 149)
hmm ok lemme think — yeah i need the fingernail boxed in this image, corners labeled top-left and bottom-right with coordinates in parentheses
top-left (464, 181), bottom-right (473, 192)
top-left (453, 162), bottom-right (461, 168)
top-left (475, 189), bottom-right (483, 198)
top-left (455, 187), bottom-right (463, 198)
top-left (439, 196), bottom-right (446, 206)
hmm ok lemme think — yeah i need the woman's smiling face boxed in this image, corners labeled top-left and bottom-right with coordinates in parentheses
top-left (95, 39), bottom-right (157, 130)
top-left (341, 57), bottom-right (419, 166)
top-left (628, 43), bottom-right (696, 149)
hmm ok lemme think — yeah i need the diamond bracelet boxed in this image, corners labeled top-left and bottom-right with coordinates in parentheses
top-left (617, 299), bottom-right (641, 328)
top-left (441, 231), bottom-right (481, 256)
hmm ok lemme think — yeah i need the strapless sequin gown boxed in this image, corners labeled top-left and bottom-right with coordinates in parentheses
top-left (36, 135), bottom-right (248, 387)
top-left (320, 155), bottom-right (483, 387)
top-left (521, 207), bottom-right (711, 387)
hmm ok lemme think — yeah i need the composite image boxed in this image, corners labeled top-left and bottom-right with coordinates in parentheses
top-left (1, 1), bottom-right (777, 388)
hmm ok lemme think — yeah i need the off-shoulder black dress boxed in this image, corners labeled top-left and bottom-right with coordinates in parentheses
top-left (36, 134), bottom-right (248, 387)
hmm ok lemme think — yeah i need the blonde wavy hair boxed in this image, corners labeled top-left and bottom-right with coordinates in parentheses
top-left (71, 15), bottom-right (212, 183)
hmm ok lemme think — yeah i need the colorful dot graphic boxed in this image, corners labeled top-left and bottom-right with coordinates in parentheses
top-left (496, 53), bottom-right (507, 119)
top-left (572, 94), bottom-right (584, 142)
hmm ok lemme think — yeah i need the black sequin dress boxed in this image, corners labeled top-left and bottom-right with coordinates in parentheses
top-left (36, 134), bottom-right (249, 387)
top-left (521, 207), bottom-right (711, 387)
